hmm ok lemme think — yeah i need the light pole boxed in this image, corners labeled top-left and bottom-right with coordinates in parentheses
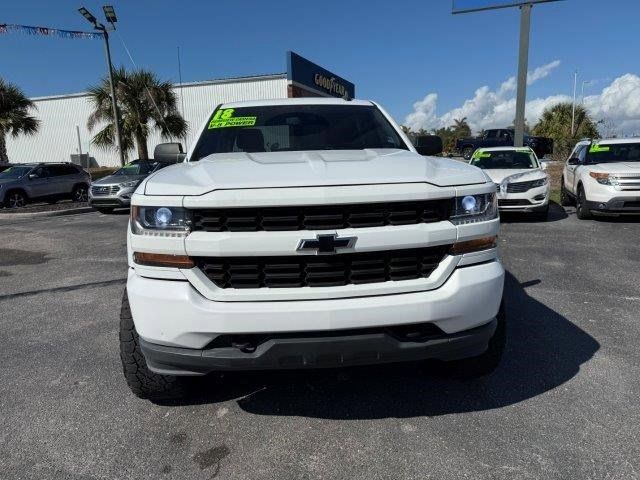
top-left (581, 80), bottom-right (591, 104)
top-left (571, 70), bottom-right (577, 137)
top-left (78, 6), bottom-right (125, 166)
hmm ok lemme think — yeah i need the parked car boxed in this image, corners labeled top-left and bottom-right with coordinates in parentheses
top-left (561, 138), bottom-right (640, 219)
top-left (456, 129), bottom-right (554, 160)
top-left (89, 159), bottom-right (175, 214)
top-left (469, 147), bottom-right (550, 219)
top-left (0, 163), bottom-right (90, 208)
top-left (120, 98), bottom-right (505, 399)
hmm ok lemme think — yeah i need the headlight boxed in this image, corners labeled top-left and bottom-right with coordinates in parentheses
top-left (120, 180), bottom-right (141, 188)
top-left (530, 177), bottom-right (548, 188)
top-left (450, 192), bottom-right (498, 225)
top-left (589, 172), bottom-right (618, 186)
top-left (130, 206), bottom-right (192, 237)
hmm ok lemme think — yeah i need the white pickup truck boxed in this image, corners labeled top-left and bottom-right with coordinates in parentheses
top-left (121, 98), bottom-right (505, 399)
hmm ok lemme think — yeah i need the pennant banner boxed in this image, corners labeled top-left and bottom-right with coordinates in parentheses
top-left (0, 23), bottom-right (102, 40)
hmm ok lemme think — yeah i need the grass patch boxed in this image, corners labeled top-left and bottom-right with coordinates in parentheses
top-left (549, 189), bottom-right (561, 205)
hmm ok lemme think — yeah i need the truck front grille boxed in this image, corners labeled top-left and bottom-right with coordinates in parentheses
top-left (191, 200), bottom-right (451, 232)
top-left (195, 246), bottom-right (450, 289)
top-left (616, 176), bottom-right (640, 191)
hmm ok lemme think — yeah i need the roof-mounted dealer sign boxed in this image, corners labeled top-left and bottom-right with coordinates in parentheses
top-left (287, 51), bottom-right (355, 99)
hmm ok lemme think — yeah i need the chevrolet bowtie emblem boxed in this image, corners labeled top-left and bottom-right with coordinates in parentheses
top-left (296, 234), bottom-right (357, 255)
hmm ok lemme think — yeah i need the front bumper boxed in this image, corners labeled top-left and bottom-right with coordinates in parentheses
top-left (497, 186), bottom-right (549, 213)
top-left (89, 186), bottom-right (135, 208)
top-left (139, 318), bottom-right (498, 375)
top-left (127, 259), bottom-right (505, 374)
top-left (585, 196), bottom-right (640, 214)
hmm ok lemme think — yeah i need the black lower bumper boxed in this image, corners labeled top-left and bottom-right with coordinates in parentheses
top-left (140, 319), bottom-right (498, 376)
top-left (586, 196), bottom-right (640, 214)
top-left (90, 198), bottom-right (130, 208)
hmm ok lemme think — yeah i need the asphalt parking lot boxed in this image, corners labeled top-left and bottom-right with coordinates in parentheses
top-left (1, 206), bottom-right (639, 480)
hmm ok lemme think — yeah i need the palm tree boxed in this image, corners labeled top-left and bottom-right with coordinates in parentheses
top-left (451, 117), bottom-right (471, 138)
top-left (0, 78), bottom-right (40, 164)
top-left (87, 67), bottom-right (187, 163)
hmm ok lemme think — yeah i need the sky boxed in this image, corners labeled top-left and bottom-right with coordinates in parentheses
top-left (1, 0), bottom-right (639, 135)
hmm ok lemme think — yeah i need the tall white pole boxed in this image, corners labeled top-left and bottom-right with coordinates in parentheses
top-left (514, 3), bottom-right (532, 147)
top-left (571, 70), bottom-right (577, 136)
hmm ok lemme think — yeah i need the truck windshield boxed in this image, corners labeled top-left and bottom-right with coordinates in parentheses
top-left (470, 151), bottom-right (538, 169)
top-left (190, 104), bottom-right (409, 161)
top-left (586, 143), bottom-right (640, 164)
top-left (0, 166), bottom-right (32, 179)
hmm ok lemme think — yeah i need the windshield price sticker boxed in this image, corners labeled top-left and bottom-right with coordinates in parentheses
top-left (472, 151), bottom-right (492, 159)
top-left (589, 143), bottom-right (610, 153)
top-left (208, 108), bottom-right (257, 129)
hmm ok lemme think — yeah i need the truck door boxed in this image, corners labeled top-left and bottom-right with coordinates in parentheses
top-left (484, 130), bottom-right (500, 147)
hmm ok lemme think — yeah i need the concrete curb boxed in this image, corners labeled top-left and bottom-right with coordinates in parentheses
top-left (0, 206), bottom-right (95, 219)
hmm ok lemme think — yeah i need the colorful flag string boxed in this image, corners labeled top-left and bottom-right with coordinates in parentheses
top-left (0, 23), bottom-right (102, 40)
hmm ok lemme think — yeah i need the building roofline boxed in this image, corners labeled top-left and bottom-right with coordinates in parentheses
top-left (30, 72), bottom-right (287, 102)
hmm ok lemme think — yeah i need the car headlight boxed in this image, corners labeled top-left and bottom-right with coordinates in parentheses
top-left (130, 206), bottom-right (192, 237)
top-left (450, 192), bottom-right (498, 225)
top-left (589, 172), bottom-right (618, 186)
top-left (530, 177), bottom-right (548, 188)
top-left (120, 180), bottom-right (141, 188)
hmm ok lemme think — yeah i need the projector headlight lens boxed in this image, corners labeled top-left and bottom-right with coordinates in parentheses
top-left (130, 206), bottom-right (192, 237)
top-left (451, 192), bottom-right (498, 225)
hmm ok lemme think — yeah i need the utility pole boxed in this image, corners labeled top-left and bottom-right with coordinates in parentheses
top-left (581, 80), bottom-right (590, 104)
top-left (571, 70), bottom-right (577, 137)
top-left (79, 6), bottom-right (125, 166)
top-left (514, 3), bottom-right (531, 147)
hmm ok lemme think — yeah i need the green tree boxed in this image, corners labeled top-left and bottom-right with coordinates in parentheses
top-left (533, 102), bottom-right (599, 159)
top-left (451, 117), bottom-right (471, 139)
top-left (0, 78), bottom-right (40, 163)
top-left (87, 67), bottom-right (187, 163)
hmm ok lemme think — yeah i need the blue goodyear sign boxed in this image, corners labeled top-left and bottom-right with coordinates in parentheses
top-left (287, 51), bottom-right (355, 99)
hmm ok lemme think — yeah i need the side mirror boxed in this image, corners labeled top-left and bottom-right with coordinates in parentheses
top-left (154, 143), bottom-right (186, 163)
top-left (567, 157), bottom-right (580, 166)
top-left (414, 135), bottom-right (443, 156)
top-left (28, 173), bottom-right (37, 180)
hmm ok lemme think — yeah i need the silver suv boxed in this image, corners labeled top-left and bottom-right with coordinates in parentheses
top-left (89, 160), bottom-right (173, 214)
top-left (0, 163), bottom-right (90, 208)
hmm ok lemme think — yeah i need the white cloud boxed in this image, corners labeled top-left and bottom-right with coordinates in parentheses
top-left (404, 60), bottom-right (640, 136)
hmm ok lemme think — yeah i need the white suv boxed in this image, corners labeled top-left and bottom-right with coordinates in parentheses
top-left (561, 138), bottom-right (640, 219)
top-left (120, 98), bottom-right (505, 399)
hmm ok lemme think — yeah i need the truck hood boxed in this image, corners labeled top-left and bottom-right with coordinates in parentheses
top-left (144, 149), bottom-right (487, 196)
top-left (481, 168), bottom-right (547, 184)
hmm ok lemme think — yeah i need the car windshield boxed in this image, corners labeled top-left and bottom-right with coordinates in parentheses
top-left (586, 142), bottom-right (640, 163)
top-left (0, 166), bottom-right (32, 179)
top-left (190, 104), bottom-right (408, 161)
top-left (113, 162), bottom-right (157, 175)
top-left (470, 150), bottom-right (538, 169)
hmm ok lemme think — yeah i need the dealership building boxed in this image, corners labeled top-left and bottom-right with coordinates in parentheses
top-left (5, 52), bottom-right (356, 167)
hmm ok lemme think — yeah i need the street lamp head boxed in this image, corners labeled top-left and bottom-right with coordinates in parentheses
top-left (78, 7), bottom-right (98, 26)
top-left (103, 5), bottom-right (118, 25)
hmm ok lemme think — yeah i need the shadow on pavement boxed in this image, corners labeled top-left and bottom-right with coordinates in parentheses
top-left (499, 202), bottom-right (568, 224)
top-left (158, 271), bottom-right (599, 418)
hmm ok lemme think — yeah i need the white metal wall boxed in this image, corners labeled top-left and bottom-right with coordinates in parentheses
top-left (6, 75), bottom-right (288, 167)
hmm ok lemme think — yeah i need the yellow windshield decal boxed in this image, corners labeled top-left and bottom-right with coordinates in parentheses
top-left (208, 108), bottom-right (257, 129)
top-left (589, 143), bottom-right (610, 153)
top-left (472, 150), bottom-right (491, 159)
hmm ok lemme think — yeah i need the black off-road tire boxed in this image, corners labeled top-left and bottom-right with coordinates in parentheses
top-left (462, 146), bottom-right (475, 161)
top-left (441, 300), bottom-right (506, 379)
top-left (576, 185), bottom-right (592, 220)
top-left (560, 180), bottom-right (573, 206)
top-left (119, 290), bottom-right (186, 400)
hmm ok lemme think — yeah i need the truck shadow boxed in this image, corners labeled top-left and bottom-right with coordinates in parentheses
top-left (499, 202), bottom-right (568, 223)
top-left (161, 271), bottom-right (599, 418)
